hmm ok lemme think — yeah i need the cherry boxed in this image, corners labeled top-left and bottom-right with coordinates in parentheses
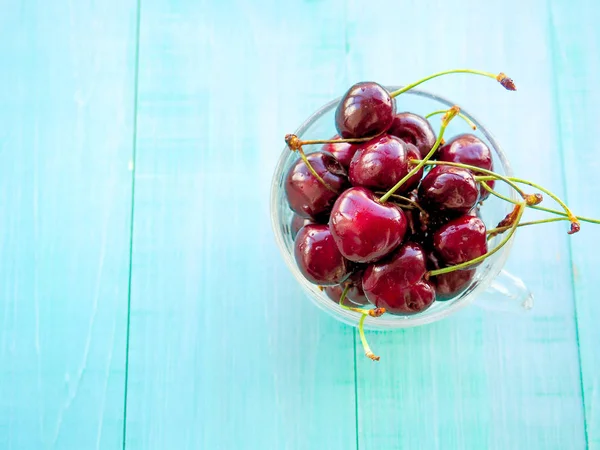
top-left (329, 187), bottom-right (407, 263)
top-left (349, 135), bottom-right (423, 192)
top-left (290, 214), bottom-right (314, 239)
top-left (433, 215), bottom-right (488, 266)
top-left (321, 135), bottom-right (359, 169)
top-left (418, 165), bottom-right (479, 214)
top-left (437, 134), bottom-right (495, 199)
top-left (294, 224), bottom-right (352, 285)
top-left (285, 151), bottom-right (348, 221)
top-left (388, 112), bottom-right (436, 158)
top-left (432, 269), bottom-right (475, 300)
top-left (335, 82), bottom-right (395, 139)
top-left (324, 271), bottom-right (369, 306)
top-left (362, 242), bottom-right (435, 315)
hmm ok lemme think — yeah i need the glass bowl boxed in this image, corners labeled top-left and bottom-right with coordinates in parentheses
top-left (270, 87), bottom-right (531, 330)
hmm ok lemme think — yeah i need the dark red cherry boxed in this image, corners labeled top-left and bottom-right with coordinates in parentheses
top-left (335, 82), bottom-right (395, 139)
top-left (324, 271), bottom-right (369, 306)
top-left (285, 151), bottom-right (348, 221)
top-left (388, 112), bottom-right (437, 158)
top-left (329, 187), bottom-right (407, 263)
top-left (362, 243), bottom-right (435, 315)
top-left (290, 214), bottom-right (314, 239)
top-left (294, 224), bottom-right (352, 285)
top-left (418, 166), bottom-right (479, 214)
top-left (437, 134), bottom-right (495, 199)
top-left (433, 215), bottom-right (488, 266)
top-left (432, 269), bottom-right (476, 301)
top-left (321, 135), bottom-right (359, 169)
top-left (349, 135), bottom-right (423, 192)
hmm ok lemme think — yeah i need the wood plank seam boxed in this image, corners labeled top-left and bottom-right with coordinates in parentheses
top-left (546, 3), bottom-right (590, 447)
top-left (121, 0), bottom-right (143, 448)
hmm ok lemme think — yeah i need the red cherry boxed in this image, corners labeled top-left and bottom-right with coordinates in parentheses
top-left (285, 151), bottom-right (348, 221)
top-left (432, 269), bottom-right (476, 301)
top-left (362, 243), bottom-right (435, 315)
top-left (329, 187), bottom-right (407, 263)
top-left (388, 112), bottom-right (437, 158)
top-left (437, 134), bottom-right (495, 199)
top-left (324, 271), bottom-right (369, 306)
top-left (418, 165), bottom-right (480, 214)
top-left (349, 135), bottom-right (423, 192)
top-left (294, 224), bottom-right (352, 285)
top-left (433, 215), bottom-right (488, 266)
top-left (335, 82), bottom-right (395, 139)
top-left (321, 135), bottom-right (359, 169)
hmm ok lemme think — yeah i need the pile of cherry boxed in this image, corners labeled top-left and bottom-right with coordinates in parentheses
top-left (281, 69), bottom-right (599, 361)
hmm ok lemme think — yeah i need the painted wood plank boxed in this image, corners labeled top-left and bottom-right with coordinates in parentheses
top-left (0, 0), bottom-right (138, 448)
top-left (345, 0), bottom-right (586, 448)
top-left (548, 0), bottom-right (600, 446)
top-left (124, 1), bottom-right (357, 448)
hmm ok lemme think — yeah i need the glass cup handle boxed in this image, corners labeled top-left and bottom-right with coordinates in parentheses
top-left (474, 269), bottom-right (534, 314)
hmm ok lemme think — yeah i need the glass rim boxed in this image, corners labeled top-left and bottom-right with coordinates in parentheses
top-left (270, 86), bottom-right (517, 329)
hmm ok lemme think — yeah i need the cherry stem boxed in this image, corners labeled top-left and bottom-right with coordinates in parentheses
top-left (509, 176), bottom-right (579, 234)
top-left (389, 69), bottom-right (516, 98)
top-left (375, 192), bottom-right (428, 216)
top-left (299, 136), bottom-right (373, 146)
top-left (425, 109), bottom-right (476, 130)
top-left (411, 160), bottom-right (530, 200)
top-left (476, 175), bottom-right (580, 233)
top-left (337, 284), bottom-right (382, 360)
top-left (480, 181), bottom-right (600, 225)
top-left (338, 284), bottom-right (386, 317)
top-left (296, 147), bottom-right (337, 193)
top-left (486, 217), bottom-right (570, 239)
top-left (379, 106), bottom-right (460, 203)
top-left (428, 202), bottom-right (526, 277)
top-left (358, 314), bottom-right (380, 361)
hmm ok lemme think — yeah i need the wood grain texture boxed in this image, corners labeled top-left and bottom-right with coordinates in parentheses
top-left (123, 1), bottom-right (357, 448)
top-left (0, 0), bottom-right (137, 448)
top-left (345, 0), bottom-right (587, 448)
top-left (548, 0), bottom-right (600, 446)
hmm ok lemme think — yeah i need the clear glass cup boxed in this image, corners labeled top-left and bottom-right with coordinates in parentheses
top-left (270, 87), bottom-right (533, 330)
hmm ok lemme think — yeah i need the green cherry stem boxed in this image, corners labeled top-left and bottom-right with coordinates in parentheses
top-left (486, 217), bottom-right (570, 239)
top-left (375, 192), bottom-right (428, 216)
top-left (428, 202), bottom-right (526, 277)
top-left (337, 284), bottom-right (383, 361)
top-left (479, 181), bottom-right (600, 225)
top-left (389, 69), bottom-right (516, 98)
top-left (425, 109), bottom-right (477, 130)
top-left (379, 106), bottom-right (460, 203)
top-left (358, 314), bottom-right (380, 361)
top-left (411, 160), bottom-right (531, 201)
top-left (296, 147), bottom-right (336, 193)
top-left (298, 136), bottom-right (374, 146)
top-left (510, 176), bottom-right (579, 234)
top-left (475, 175), bottom-right (580, 233)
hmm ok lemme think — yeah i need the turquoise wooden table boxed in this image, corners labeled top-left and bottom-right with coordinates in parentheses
top-left (1, 0), bottom-right (598, 448)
